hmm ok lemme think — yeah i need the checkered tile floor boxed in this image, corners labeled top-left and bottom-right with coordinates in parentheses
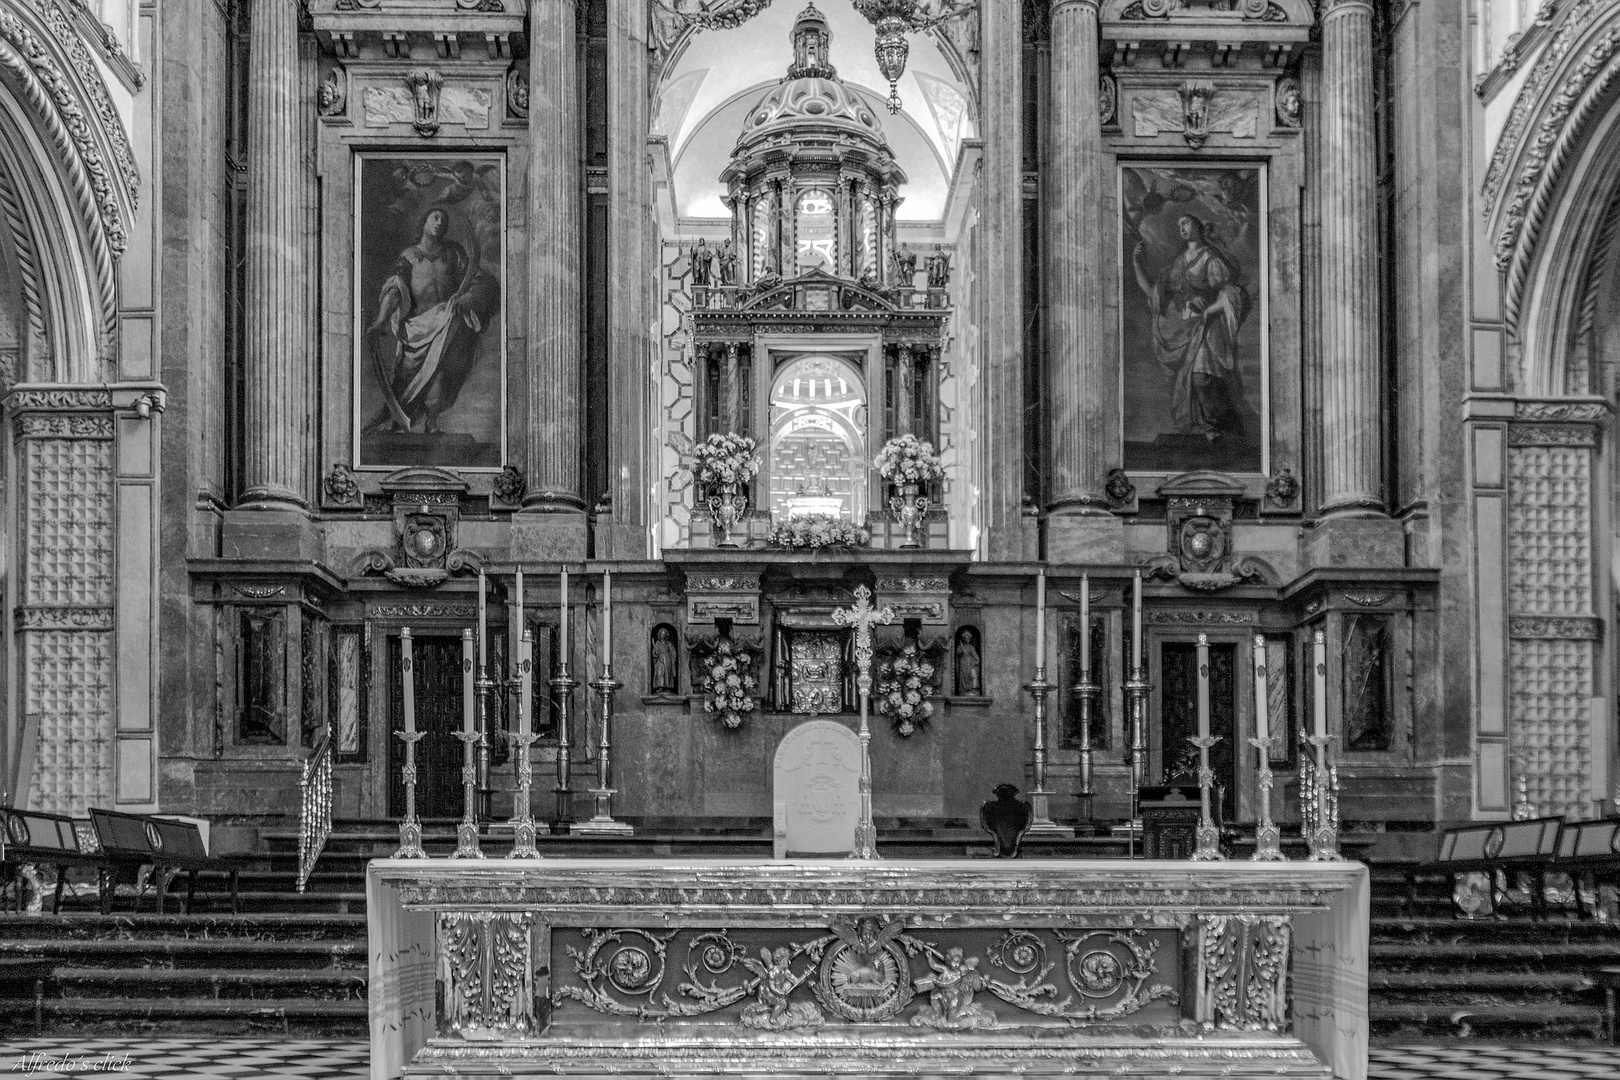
top-left (0, 1038), bottom-right (368, 1079)
top-left (1369, 1045), bottom-right (1620, 1079)
top-left (1, 1039), bottom-right (1616, 1078)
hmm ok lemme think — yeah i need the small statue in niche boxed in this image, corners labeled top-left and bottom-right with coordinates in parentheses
top-left (650, 624), bottom-right (680, 696)
top-left (689, 238), bottom-right (713, 287)
top-left (894, 243), bottom-right (918, 286)
top-left (954, 626), bottom-right (982, 696)
top-left (925, 244), bottom-right (952, 290)
top-left (716, 238), bottom-right (738, 286)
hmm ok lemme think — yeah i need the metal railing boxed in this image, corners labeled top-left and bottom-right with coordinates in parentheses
top-left (297, 729), bottom-right (334, 893)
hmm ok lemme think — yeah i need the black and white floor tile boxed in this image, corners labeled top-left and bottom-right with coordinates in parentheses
top-left (1, 1039), bottom-right (1617, 1079)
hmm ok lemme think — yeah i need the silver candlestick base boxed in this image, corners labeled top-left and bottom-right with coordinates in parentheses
top-left (1024, 673), bottom-right (1073, 837)
top-left (1248, 735), bottom-right (1285, 862)
top-left (393, 730), bottom-right (427, 859)
top-left (451, 729), bottom-right (485, 859)
top-left (1301, 731), bottom-right (1342, 862)
top-left (1189, 735), bottom-right (1224, 861)
top-left (574, 672), bottom-right (634, 836)
top-left (506, 730), bottom-right (542, 859)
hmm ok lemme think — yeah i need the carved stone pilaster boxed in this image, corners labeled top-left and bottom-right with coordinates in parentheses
top-left (1193, 913), bottom-right (1291, 1032)
top-left (10, 389), bottom-right (116, 814)
top-left (240, 0), bottom-right (309, 510)
top-left (1317, 0), bottom-right (1383, 517)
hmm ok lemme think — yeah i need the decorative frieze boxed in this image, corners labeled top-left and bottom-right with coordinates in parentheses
top-left (15, 605), bottom-right (115, 631)
top-left (1509, 614), bottom-right (1603, 640)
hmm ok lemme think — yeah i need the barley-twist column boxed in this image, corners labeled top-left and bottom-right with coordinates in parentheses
top-left (526, 0), bottom-right (584, 509)
top-left (723, 343), bottom-right (743, 434)
top-left (1046, 0), bottom-right (1109, 515)
top-left (240, 0), bottom-right (307, 509)
top-left (1318, 0), bottom-right (1384, 516)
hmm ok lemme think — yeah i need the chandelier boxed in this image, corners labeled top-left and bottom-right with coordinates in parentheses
top-left (852, 1), bottom-right (975, 114)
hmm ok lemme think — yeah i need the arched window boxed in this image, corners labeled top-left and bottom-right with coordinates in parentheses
top-left (766, 354), bottom-right (868, 523)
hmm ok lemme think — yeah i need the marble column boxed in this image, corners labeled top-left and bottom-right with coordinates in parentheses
top-left (894, 344), bottom-right (915, 438)
top-left (980, 0), bottom-right (1029, 558)
top-left (1318, 0), bottom-right (1384, 517)
top-left (525, 0), bottom-right (584, 511)
top-left (239, 0), bottom-right (307, 510)
top-left (723, 343), bottom-right (743, 434)
top-left (1045, 0), bottom-right (1107, 515)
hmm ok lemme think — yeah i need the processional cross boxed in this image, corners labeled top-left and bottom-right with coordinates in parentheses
top-left (832, 585), bottom-right (893, 860)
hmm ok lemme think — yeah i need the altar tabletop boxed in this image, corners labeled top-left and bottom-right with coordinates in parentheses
top-left (368, 857), bottom-right (1368, 1080)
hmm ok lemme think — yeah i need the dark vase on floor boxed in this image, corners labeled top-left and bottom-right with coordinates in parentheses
top-left (980, 784), bottom-right (1033, 858)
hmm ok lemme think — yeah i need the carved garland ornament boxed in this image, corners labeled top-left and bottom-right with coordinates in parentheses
top-left (0, 4), bottom-right (136, 265)
top-left (1494, 21), bottom-right (1620, 327)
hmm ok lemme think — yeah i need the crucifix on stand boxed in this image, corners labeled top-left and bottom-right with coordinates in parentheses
top-left (832, 585), bottom-right (893, 860)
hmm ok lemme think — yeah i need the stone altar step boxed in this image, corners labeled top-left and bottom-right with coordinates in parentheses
top-left (1368, 1000), bottom-right (1608, 1042)
top-left (50, 965), bottom-right (368, 1001)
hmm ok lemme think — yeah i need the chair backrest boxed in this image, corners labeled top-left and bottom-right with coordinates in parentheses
top-left (89, 808), bottom-right (158, 857)
top-left (148, 818), bottom-right (208, 860)
top-left (1495, 817), bottom-right (1563, 859)
top-left (1438, 825), bottom-right (1497, 863)
top-left (1557, 819), bottom-right (1620, 860)
top-left (1, 807), bottom-right (82, 854)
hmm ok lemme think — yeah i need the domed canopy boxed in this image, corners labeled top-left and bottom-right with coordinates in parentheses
top-left (732, 3), bottom-right (891, 159)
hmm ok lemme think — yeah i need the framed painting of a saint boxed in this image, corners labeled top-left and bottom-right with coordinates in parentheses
top-left (353, 153), bottom-right (505, 470)
top-left (1120, 163), bottom-right (1268, 475)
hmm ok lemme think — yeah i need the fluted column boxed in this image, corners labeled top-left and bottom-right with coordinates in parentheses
top-left (526, 0), bottom-right (584, 509)
top-left (1046, 0), bottom-right (1108, 514)
top-left (1318, 0), bottom-right (1384, 516)
top-left (240, 0), bottom-right (307, 509)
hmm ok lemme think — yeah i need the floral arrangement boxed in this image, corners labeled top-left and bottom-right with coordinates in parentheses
top-left (769, 515), bottom-right (870, 549)
top-left (877, 644), bottom-right (937, 737)
top-left (690, 433), bottom-right (761, 488)
top-left (702, 637), bottom-right (758, 730)
top-left (874, 434), bottom-right (945, 485)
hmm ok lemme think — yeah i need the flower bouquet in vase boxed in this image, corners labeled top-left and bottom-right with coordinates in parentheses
top-left (691, 433), bottom-right (761, 548)
top-left (874, 434), bottom-right (945, 548)
top-left (877, 644), bottom-right (938, 736)
top-left (702, 637), bottom-right (758, 729)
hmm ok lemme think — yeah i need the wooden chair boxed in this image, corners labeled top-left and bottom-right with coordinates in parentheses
top-left (88, 809), bottom-right (242, 915)
top-left (0, 807), bottom-right (117, 913)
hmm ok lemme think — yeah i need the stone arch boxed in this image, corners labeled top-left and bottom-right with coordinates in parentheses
top-left (0, 0), bottom-right (140, 379)
top-left (1487, 3), bottom-right (1620, 393)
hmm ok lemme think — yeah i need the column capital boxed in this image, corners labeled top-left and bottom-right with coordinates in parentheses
top-left (1048, 0), bottom-right (1100, 14)
top-left (1317, 0), bottom-right (1374, 19)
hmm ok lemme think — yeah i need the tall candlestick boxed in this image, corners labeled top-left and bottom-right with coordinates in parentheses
top-left (1253, 634), bottom-right (1269, 755)
top-left (1078, 574), bottom-right (1090, 671)
top-left (1035, 568), bottom-right (1046, 666)
top-left (393, 627), bottom-right (425, 859)
top-left (462, 629), bottom-right (475, 735)
top-left (1132, 570), bottom-right (1143, 673)
top-left (478, 569), bottom-right (488, 668)
top-left (507, 627), bottom-right (540, 859)
top-left (560, 566), bottom-right (569, 657)
top-left (1313, 628), bottom-right (1327, 741)
top-left (1190, 632), bottom-right (1223, 860)
top-left (602, 569), bottom-right (613, 668)
top-left (1196, 633), bottom-right (1210, 741)
top-left (515, 566), bottom-right (524, 628)
top-left (402, 628), bottom-right (415, 735)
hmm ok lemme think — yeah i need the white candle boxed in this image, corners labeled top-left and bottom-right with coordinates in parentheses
top-left (1079, 574), bottom-right (1090, 673)
top-left (401, 628), bottom-right (415, 735)
top-left (462, 629), bottom-right (476, 735)
top-left (1196, 632), bottom-right (1210, 741)
top-left (519, 629), bottom-right (533, 738)
top-left (602, 569), bottom-right (613, 669)
top-left (560, 566), bottom-right (569, 659)
top-left (1253, 634), bottom-right (1269, 757)
top-left (1313, 628), bottom-right (1328, 741)
top-left (1132, 570), bottom-right (1144, 674)
top-left (478, 569), bottom-right (488, 668)
top-left (515, 566), bottom-right (524, 632)
top-left (1035, 568), bottom-right (1046, 671)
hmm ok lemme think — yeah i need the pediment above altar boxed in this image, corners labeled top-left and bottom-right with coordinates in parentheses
top-left (1099, 0), bottom-right (1313, 69)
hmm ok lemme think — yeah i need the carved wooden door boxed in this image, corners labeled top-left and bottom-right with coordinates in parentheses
top-left (1158, 641), bottom-right (1236, 822)
top-left (387, 635), bottom-right (471, 820)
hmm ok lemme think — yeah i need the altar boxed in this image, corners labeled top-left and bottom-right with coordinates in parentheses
top-left (366, 858), bottom-right (1367, 1079)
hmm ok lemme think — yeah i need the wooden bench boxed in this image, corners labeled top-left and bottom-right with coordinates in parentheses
top-left (1420, 816), bottom-right (1564, 918)
top-left (0, 807), bottom-right (122, 914)
top-left (88, 809), bottom-right (242, 915)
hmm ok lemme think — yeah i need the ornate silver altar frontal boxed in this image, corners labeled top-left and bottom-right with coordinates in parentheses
top-left (368, 858), bottom-right (1368, 1078)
